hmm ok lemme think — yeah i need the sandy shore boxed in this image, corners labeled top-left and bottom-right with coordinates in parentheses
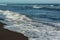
top-left (0, 22), bottom-right (28, 40)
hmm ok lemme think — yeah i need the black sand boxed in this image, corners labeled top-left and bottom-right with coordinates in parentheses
top-left (0, 22), bottom-right (28, 40)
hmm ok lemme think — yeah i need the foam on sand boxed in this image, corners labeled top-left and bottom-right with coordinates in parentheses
top-left (0, 10), bottom-right (60, 40)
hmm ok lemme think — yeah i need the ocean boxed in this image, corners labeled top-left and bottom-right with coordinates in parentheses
top-left (0, 4), bottom-right (60, 40)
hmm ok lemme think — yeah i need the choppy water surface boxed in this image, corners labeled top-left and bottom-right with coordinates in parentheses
top-left (0, 4), bottom-right (60, 40)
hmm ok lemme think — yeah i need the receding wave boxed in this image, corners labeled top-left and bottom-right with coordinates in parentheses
top-left (0, 10), bottom-right (60, 40)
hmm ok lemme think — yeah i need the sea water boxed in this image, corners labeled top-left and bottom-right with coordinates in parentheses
top-left (0, 4), bottom-right (60, 40)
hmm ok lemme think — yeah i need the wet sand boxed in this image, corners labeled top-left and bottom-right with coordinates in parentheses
top-left (0, 22), bottom-right (28, 40)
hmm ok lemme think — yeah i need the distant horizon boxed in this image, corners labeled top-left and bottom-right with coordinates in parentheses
top-left (0, 3), bottom-right (60, 4)
top-left (0, 0), bottom-right (60, 4)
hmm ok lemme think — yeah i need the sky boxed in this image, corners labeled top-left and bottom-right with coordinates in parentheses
top-left (0, 0), bottom-right (60, 4)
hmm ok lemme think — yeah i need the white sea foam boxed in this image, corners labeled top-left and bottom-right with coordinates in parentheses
top-left (0, 10), bottom-right (60, 40)
top-left (33, 5), bottom-right (43, 9)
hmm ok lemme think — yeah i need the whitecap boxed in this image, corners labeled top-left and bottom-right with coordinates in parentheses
top-left (0, 10), bottom-right (60, 40)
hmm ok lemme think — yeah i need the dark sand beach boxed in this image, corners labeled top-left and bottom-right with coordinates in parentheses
top-left (0, 22), bottom-right (28, 40)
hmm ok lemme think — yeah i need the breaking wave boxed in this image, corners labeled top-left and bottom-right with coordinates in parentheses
top-left (0, 10), bottom-right (60, 40)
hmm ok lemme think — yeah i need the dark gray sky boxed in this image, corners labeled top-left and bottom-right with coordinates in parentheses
top-left (0, 0), bottom-right (60, 4)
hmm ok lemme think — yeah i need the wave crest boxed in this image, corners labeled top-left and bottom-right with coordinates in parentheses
top-left (0, 10), bottom-right (32, 22)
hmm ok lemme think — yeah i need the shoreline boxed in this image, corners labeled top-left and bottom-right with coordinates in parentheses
top-left (0, 22), bottom-right (28, 40)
